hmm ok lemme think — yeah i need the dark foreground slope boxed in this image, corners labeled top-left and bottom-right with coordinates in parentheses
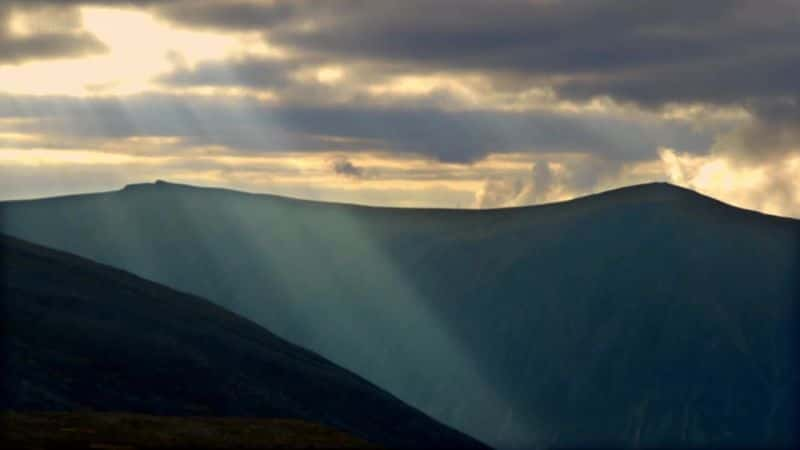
top-left (2, 412), bottom-right (373, 449)
top-left (2, 181), bottom-right (799, 448)
top-left (0, 235), bottom-right (486, 449)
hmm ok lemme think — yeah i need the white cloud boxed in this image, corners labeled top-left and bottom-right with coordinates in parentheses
top-left (659, 148), bottom-right (800, 217)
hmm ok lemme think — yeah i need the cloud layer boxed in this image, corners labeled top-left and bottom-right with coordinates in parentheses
top-left (0, 3), bottom-right (107, 64)
top-left (151, 0), bottom-right (800, 160)
top-left (0, 93), bottom-right (713, 162)
top-left (0, 1), bottom-right (798, 216)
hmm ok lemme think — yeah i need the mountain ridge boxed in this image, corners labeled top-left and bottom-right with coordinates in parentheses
top-left (114, 179), bottom-right (799, 225)
top-left (6, 179), bottom-right (784, 223)
top-left (2, 179), bottom-right (797, 448)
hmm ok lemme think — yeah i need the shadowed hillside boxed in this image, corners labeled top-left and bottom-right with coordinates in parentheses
top-left (2, 181), bottom-right (798, 448)
top-left (1, 412), bottom-right (374, 449)
top-left (0, 235), bottom-right (487, 449)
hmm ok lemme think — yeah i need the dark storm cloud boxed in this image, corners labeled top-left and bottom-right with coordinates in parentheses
top-left (153, 1), bottom-right (799, 99)
top-left (6, 0), bottom-right (793, 161)
top-left (0, 93), bottom-right (712, 162)
top-left (157, 1), bottom-right (298, 30)
top-left (264, 0), bottom-right (746, 74)
top-left (557, 51), bottom-right (800, 108)
top-left (0, 3), bottom-right (106, 64)
top-left (159, 57), bottom-right (297, 89)
top-left (750, 97), bottom-right (800, 127)
top-left (154, 0), bottom-right (800, 154)
top-left (271, 106), bottom-right (712, 162)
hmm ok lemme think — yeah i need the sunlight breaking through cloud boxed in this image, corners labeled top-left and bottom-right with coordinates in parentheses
top-left (0, 1), bottom-right (796, 218)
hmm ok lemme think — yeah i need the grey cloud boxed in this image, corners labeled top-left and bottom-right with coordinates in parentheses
top-left (747, 97), bottom-right (800, 136)
top-left (330, 156), bottom-right (364, 178)
top-left (159, 57), bottom-right (297, 89)
top-left (266, 0), bottom-right (733, 71)
top-left (714, 119), bottom-right (800, 161)
top-left (9, 0), bottom-right (796, 161)
top-left (155, 1), bottom-right (799, 102)
top-left (697, 96), bottom-right (800, 162)
top-left (156, 56), bottom-right (419, 108)
top-left (270, 107), bottom-right (712, 162)
top-left (561, 157), bottom-right (624, 193)
top-left (0, 3), bottom-right (107, 64)
top-left (19, 0), bottom-right (171, 5)
top-left (476, 177), bottom-right (525, 209)
top-left (0, 93), bottom-right (713, 162)
top-left (157, 0), bottom-right (299, 30)
top-left (0, 31), bottom-right (105, 64)
top-left (557, 52), bottom-right (800, 109)
top-left (528, 161), bottom-right (554, 204)
top-left (475, 161), bottom-right (557, 208)
top-left (476, 157), bottom-right (626, 208)
top-left (153, 0), bottom-right (800, 160)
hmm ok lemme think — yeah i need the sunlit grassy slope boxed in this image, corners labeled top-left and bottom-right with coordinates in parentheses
top-left (2, 181), bottom-right (798, 448)
top-left (0, 235), bottom-right (487, 449)
top-left (1, 412), bottom-right (374, 449)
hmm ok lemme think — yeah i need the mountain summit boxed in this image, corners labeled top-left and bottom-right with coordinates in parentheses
top-left (2, 182), bottom-right (798, 448)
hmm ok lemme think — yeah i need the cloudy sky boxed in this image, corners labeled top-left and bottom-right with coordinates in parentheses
top-left (1, 0), bottom-right (798, 215)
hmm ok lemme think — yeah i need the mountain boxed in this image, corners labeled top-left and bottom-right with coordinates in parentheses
top-left (0, 234), bottom-right (487, 449)
top-left (2, 181), bottom-right (798, 448)
top-left (3, 412), bottom-right (373, 449)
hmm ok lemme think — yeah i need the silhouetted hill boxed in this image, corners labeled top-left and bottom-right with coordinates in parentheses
top-left (2, 411), bottom-right (373, 449)
top-left (2, 181), bottom-right (798, 448)
top-left (0, 234), bottom-right (487, 449)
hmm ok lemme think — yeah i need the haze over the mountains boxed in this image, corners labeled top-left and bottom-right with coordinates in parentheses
top-left (2, 181), bottom-right (797, 448)
top-left (0, 233), bottom-right (487, 449)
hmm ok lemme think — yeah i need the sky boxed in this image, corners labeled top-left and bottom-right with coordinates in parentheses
top-left (0, 0), bottom-right (798, 216)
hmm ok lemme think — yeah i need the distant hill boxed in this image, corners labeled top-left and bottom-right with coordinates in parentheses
top-left (0, 234), bottom-right (487, 449)
top-left (2, 181), bottom-right (798, 448)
